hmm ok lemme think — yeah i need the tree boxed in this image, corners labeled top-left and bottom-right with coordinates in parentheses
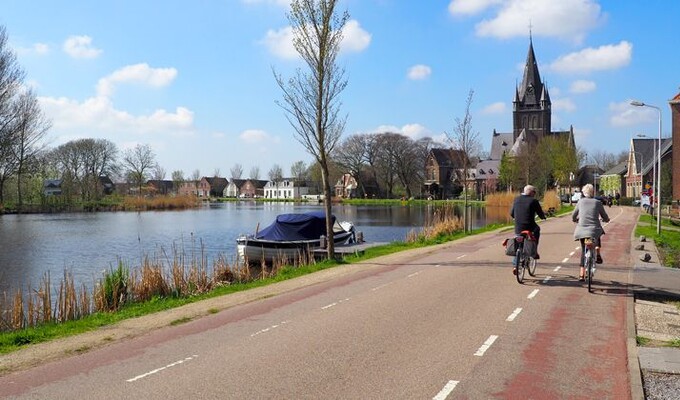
top-left (152, 164), bottom-right (166, 181)
top-left (334, 134), bottom-right (368, 196)
top-left (0, 26), bottom-right (27, 203)
top-left (268, 164), bottom-right (283, 182)
top-left (446, 89), bottom-right (481, 232)
top-left (290, 160), bottom-right (308, 183)
top-left (122, 144), bottom-right (156, 195)
top-left (171, 170), bottom-right (184, 192)
top-left (274, 0), bottom-right (349, 259)
top-left (230, 163), bottom-right (243, 180)
top-left (249, 166), bottom-right (260, 180)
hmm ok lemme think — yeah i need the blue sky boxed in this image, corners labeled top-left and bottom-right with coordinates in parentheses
top-left (2, 0), bottom-right (678, 179)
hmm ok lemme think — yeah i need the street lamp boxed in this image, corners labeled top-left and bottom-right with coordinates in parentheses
top-left (630, 100), bottom-right (662, 234)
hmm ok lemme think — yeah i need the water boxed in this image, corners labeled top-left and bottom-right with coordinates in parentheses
top-left (0, 202), bottom-right (512, 293)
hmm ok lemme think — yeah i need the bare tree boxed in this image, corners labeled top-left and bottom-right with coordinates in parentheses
top-left (274, 0), bottom-right (349, 259)
top-left (213, 168), bottom-right (221, 177)
top-left (171, 170), bottom-right (184, 192)
top-left (122, 144), bottom-right (156, 195)
top-left (334, 134), bottom-right (368, 196)
top-left (446, 89), bottom-right (481, 232)
top-left (290, 160), bottom-right (308, 182)
top-left (268, 164), bottom-right (283, 182)
top-left (152, 164), bottom-right (166, 181)
top-left (249, 166), bottom-right (260, 180)
top-left (230, 163), bottom-right (243, 180)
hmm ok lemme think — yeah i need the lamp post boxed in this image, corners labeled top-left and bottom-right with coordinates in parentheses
top-left (630, 100), bottom-right (662, 234)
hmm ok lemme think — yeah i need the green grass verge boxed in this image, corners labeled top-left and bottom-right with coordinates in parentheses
top-left (635, 215), bottom-right (680, 268)
top-left (0, 216), bottom-right (518, 355)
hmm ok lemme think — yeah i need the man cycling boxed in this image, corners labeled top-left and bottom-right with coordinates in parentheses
top-left (510, 185), bottom-right (547, 271)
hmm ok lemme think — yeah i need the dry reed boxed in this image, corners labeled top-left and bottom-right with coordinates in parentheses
top-left (485, 191), bottom-right (517, 208)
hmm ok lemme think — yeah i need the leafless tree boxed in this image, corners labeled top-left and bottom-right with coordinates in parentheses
top-left (122, 144), bottom-right (156, 195)
top-left (152, 164), bottom-right (166, 181)
top-left (249, 166), bottom-right (260, 180)
top-left (171, 170), bottom-right (184, 192)
top-left (290, 160), bottom-right (308, 182)
top-left (230, 163), bottom-right (243, 180)
top-left (268, 164), bottom-right (283, 182)
top-left (334, 134), bottom-right (368, 196)
top-left (446, 89), bottom-right (481, 232)
top-left (274, 0), bottom-right (349, 259)
top-left (213, 168), bottom-right (221, 177)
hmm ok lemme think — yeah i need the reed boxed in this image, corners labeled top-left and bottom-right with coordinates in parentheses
top-left (407, 204), bottom-right (464, 242)
top-left (541, 190), bottom-right (561, 211)
top-left (485, 191), bottom-right (517, 208)
top-left (121, 195), bottom-right (199, 211)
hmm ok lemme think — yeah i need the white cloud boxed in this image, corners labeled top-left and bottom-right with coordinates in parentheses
top-left (474, 0), bottom-right (604, 43)
top-left (96, 63), bottom-right (178, 97)
top-left (262, 19), bottom-right (370, 60)
top-left (480, 101), bottom-right (505, 114)
top-left (407, 64), bottom-right (432, 80)
top-left (369, 123), bottom-right (431, 140)
top-left (240, 129), bottom-right (271, 143)
top-left (610, 100), bottom-right (657, 127)
top-left (63, 35), bottom-right (102, 59)
top-left (38, 95), bottom-right (195, 138)
top-left (552, 97), bottom-right (576, 112)
top-left (448, 0), bottom-right (503, 16)
top-left (570, 80), bottom-right (596, 94)
top-left (550, 41), bottom-right (632, 74)
top-left (14, 42), bottom-right (50, 56)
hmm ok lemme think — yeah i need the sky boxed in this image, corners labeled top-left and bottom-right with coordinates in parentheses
top-left (1, 0), bottom-right (678, 179)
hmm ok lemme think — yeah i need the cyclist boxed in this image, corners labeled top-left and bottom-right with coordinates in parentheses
top-left (510, 185), bottom-right (547, 273)
top-left (572, 183), bottom-right (610, 281)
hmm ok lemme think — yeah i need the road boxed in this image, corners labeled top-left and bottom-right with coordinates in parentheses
top-left (0, 206), bottom-right (637, 399)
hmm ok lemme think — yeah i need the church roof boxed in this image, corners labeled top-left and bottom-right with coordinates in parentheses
top-left (518, 39), bottom-right (545, 105)
top-left (489, 131), bottom-right (513, 160)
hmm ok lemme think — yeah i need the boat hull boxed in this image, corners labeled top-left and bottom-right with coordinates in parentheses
top-left (237, 229), bottom-right (354, 264)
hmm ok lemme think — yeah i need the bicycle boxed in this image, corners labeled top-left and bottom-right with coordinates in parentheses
top-left (513, 230), bottom-right (537, 284)
top-left (583, 237), bottom-right (598, 292)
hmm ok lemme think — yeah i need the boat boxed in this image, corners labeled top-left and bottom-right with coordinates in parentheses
top-left (236, 211), bottom-right (356, 264)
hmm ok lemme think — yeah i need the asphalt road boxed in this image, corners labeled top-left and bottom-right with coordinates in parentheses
top-left (0, 206), bottom-right (638, 399)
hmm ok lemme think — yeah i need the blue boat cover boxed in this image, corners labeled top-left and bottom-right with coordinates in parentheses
top-left (255, 211), bottom-right (336, 241)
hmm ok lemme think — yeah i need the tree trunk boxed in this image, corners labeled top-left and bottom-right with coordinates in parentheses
top-left (321, 162), bottom-right (335, 260)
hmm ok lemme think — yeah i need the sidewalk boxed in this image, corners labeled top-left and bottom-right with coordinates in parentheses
top-left (629, 231), bottom-right (680, 398)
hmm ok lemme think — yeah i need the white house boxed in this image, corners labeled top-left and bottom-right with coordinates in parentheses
top-left (264, 179), bottom-right (310, 200)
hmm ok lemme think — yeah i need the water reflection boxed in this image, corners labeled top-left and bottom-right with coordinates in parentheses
top-left (0, 203), bottom-right (510, 293)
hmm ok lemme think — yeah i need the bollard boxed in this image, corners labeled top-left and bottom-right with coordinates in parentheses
top-left (320, 235), bottom-right (327, 249)
top-left (356, 231), bottom-right (364, 243)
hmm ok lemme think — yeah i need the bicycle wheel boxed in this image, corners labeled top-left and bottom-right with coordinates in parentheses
top-left (515, 250), bottom-right (525, 284)
top-left (587, 249), bottom-right (594, 292)
top-left (527, 256), bottom-right (537, 276)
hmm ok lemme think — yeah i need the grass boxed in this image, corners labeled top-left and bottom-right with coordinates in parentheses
top-left (637, 336), bottom-right (651, 346)
top-left (635, 215), bottom-right (680, 268)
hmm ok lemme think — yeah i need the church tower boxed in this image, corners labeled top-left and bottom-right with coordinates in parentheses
top-left (513, 38), bottom-right (551, 145)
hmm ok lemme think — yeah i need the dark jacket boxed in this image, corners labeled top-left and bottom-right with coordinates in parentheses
top-left (510, 194), bottom-right (546, 234)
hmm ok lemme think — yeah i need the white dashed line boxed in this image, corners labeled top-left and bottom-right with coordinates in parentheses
top-left (127, 355), bottom-right (198, 382)
top-left (528, 289), bottom-right (539, 299)
top-left (575, 246), bottom-right (580, 250)
top-left (435, 264), bottom-right (441, 268)
top-left (569, 251), bottom-right (575, 256)
top-left (433, 380), bottom-right (459, 400)
top-left (553, 266), bottom-right (561, 272)
top-left (251, 321), bottom-right (290, 337)
top-left (506, 308), bottom-right (522, 322)
top-left (407, 271), bottom-right (421, 278)
top-left (321, 298), bottom-right (350, 310)
top-left (474, 335), bottom-right (498, 356)
top-left (371, 283), bottom-right (390, 291)
top-left (542, 276), bottom-right (552, 283)
top-left (562, 258), bottom-right (570, 263)
top-left (456, 254), bottom-right (467, 259)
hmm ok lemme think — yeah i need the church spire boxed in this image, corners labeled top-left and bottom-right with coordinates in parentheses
top-left (519, 38), bottom-right (543, 104)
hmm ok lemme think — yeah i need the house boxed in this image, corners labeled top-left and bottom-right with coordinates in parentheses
top-left (224, 179), bottom-right (246, 198)
top-left (242, 179), bottom-right (268, 198)
top-left (335, 173), bottom-right (357, 198)
top-left (423, 148), bottom-right (467, 199)
top-left (264, 178), bottom-right (310, 200)
top-left (99, 176), bottom-right (115, 195)
top-left (146, 180), bottom-right (175, 196)
top-left (600, 161), bottom-right (627, 197)
top-left (43, 179), bottom-right (62, 196)
top-left (625, 137), bottom-right (672, 199)
top-left (178, 181), bottom-right (198, 197)
top-left (472, 159), bottom-right (500, 200)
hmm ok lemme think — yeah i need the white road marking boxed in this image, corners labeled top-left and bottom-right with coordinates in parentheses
top-left (569, 251), bottom-right (575, 256)
top-left (321, 298), bottom-right (350, 310)
top-left (542, 276), bottom-right (552, 283)
top-left (528, 289), bottom-right (539, 299)
top-left (251, 320), bottom-right (290, 337)
top-left (553, 266), bottom-right (561, 272)
top-left (371, 283), bottom-right (390, 291)
top-left (562, 258), bottom-right (570, 263)
top-left (474, 335), bottom-right (498, 356)
top-left (435, 264), bottom-right (441, 268)
top-left (433, 380), bottom-right (459, 400)
top-left (408, 271), bottom-right (421, 278)
top-left (127, 355), bottom-right (198, 382)
top-left (575, 246), bottom-right (580, 250)
top-left (506, 308), bottom-right (522, 322)
top-left (456, 254), bottom-right (467, 259)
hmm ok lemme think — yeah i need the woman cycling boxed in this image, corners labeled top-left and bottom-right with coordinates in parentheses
top-left (572, 184), bottom-right (610, 281)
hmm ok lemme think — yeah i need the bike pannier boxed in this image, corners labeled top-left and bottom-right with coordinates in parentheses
top-left (504, 238), bottom-right (517, 256)
top-left (523, 238), bottom-right (538, 258)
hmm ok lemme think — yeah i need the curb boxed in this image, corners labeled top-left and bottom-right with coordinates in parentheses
top-left (628, 224), bottom-right (645, 400)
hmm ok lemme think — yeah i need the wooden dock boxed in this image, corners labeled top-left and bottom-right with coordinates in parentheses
top-left (313, 242), bottom-right (389, 259)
